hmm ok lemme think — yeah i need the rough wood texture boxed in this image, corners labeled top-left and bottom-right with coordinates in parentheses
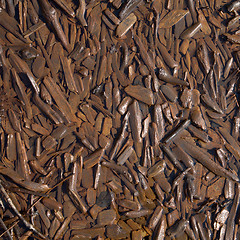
top-left (0, 0), bottom-right (239, 239)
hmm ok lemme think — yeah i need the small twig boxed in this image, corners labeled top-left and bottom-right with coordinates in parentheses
top-left (49, 173), bottom-right (73, 190)
top-left (9, 188), bottom-right (48, 197)
top-left (0, 181), bottom-right (46, 239)
top-left (0, 220), bottom-right (19, 239)
top-left (27, 173), bottom-right (73, 213)
top-left (0, 216), bottom-right (13, 240)
top-left (35, 33), bottom-right (58, 80)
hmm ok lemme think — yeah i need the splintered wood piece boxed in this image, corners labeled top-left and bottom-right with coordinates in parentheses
top-left (84, 148), bottom-right (105, 169)
top-left (102, 117), bottom-right (112, 136)
top-left (97, 209), bottom-right (117, 226)
top-left (16, 132), bottom-right (31, 180)
top-left (43, 76), bottom-right (77, 123)
top-left (116, 13), bottom-right (137, 37)
top-left (178, 139), bottom-right (239, 182)
top-left (219, 127), bottom-right (240, 158)
top-left (60, 55), bottom-right (78, 93)
top-left (160, 85), bottom-right (177, 102)
top-left (155, 215), bottom-right (167, 239)
top-left (104, 9), bottom-right (120, 25)
top-left (71, 228), bottom-right (105, 239)
top-left (11, 68), bottom-right (33, 119)
top-left (32, 56), bottom-right (47, 78)
top-left (0, 166), bottom-right (50, 192)
top-left (198, 10), bottom-right (211, 35)
top-left (117, 146), bottom-right (133, 165)
top-left (106, 224), bottom-right (129, 239)
top-left (8, 49), bottom-right (40, 94)
top-left (206, 178), bottom-right (225, 199)
top-left (148, 206), bottom-right (163, 229)
top-left (23, 21), bottom-right (46, 38)
top-left (76, 0), bottom-right (87, 27)
top-left (38, 0), bottom-right (71, 52)
top-left (68, 160), bottom-right (88, 214)
top-left (158, 10), bottom-right (189, 28)
top-left (129, 101), bottom-right (143, 157)
top-left (51, 0), bottom-right (75, 18)
top-left (125, 85), bottom-right (154, 105)
top-left (180, 22), bottom-right (202, 39)
top-left (148, 160), bottom-right (166, 178)
top-left (157, 41), bottom-right (178, 69)
top-left (191, 106), bottom-right (206, 130)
